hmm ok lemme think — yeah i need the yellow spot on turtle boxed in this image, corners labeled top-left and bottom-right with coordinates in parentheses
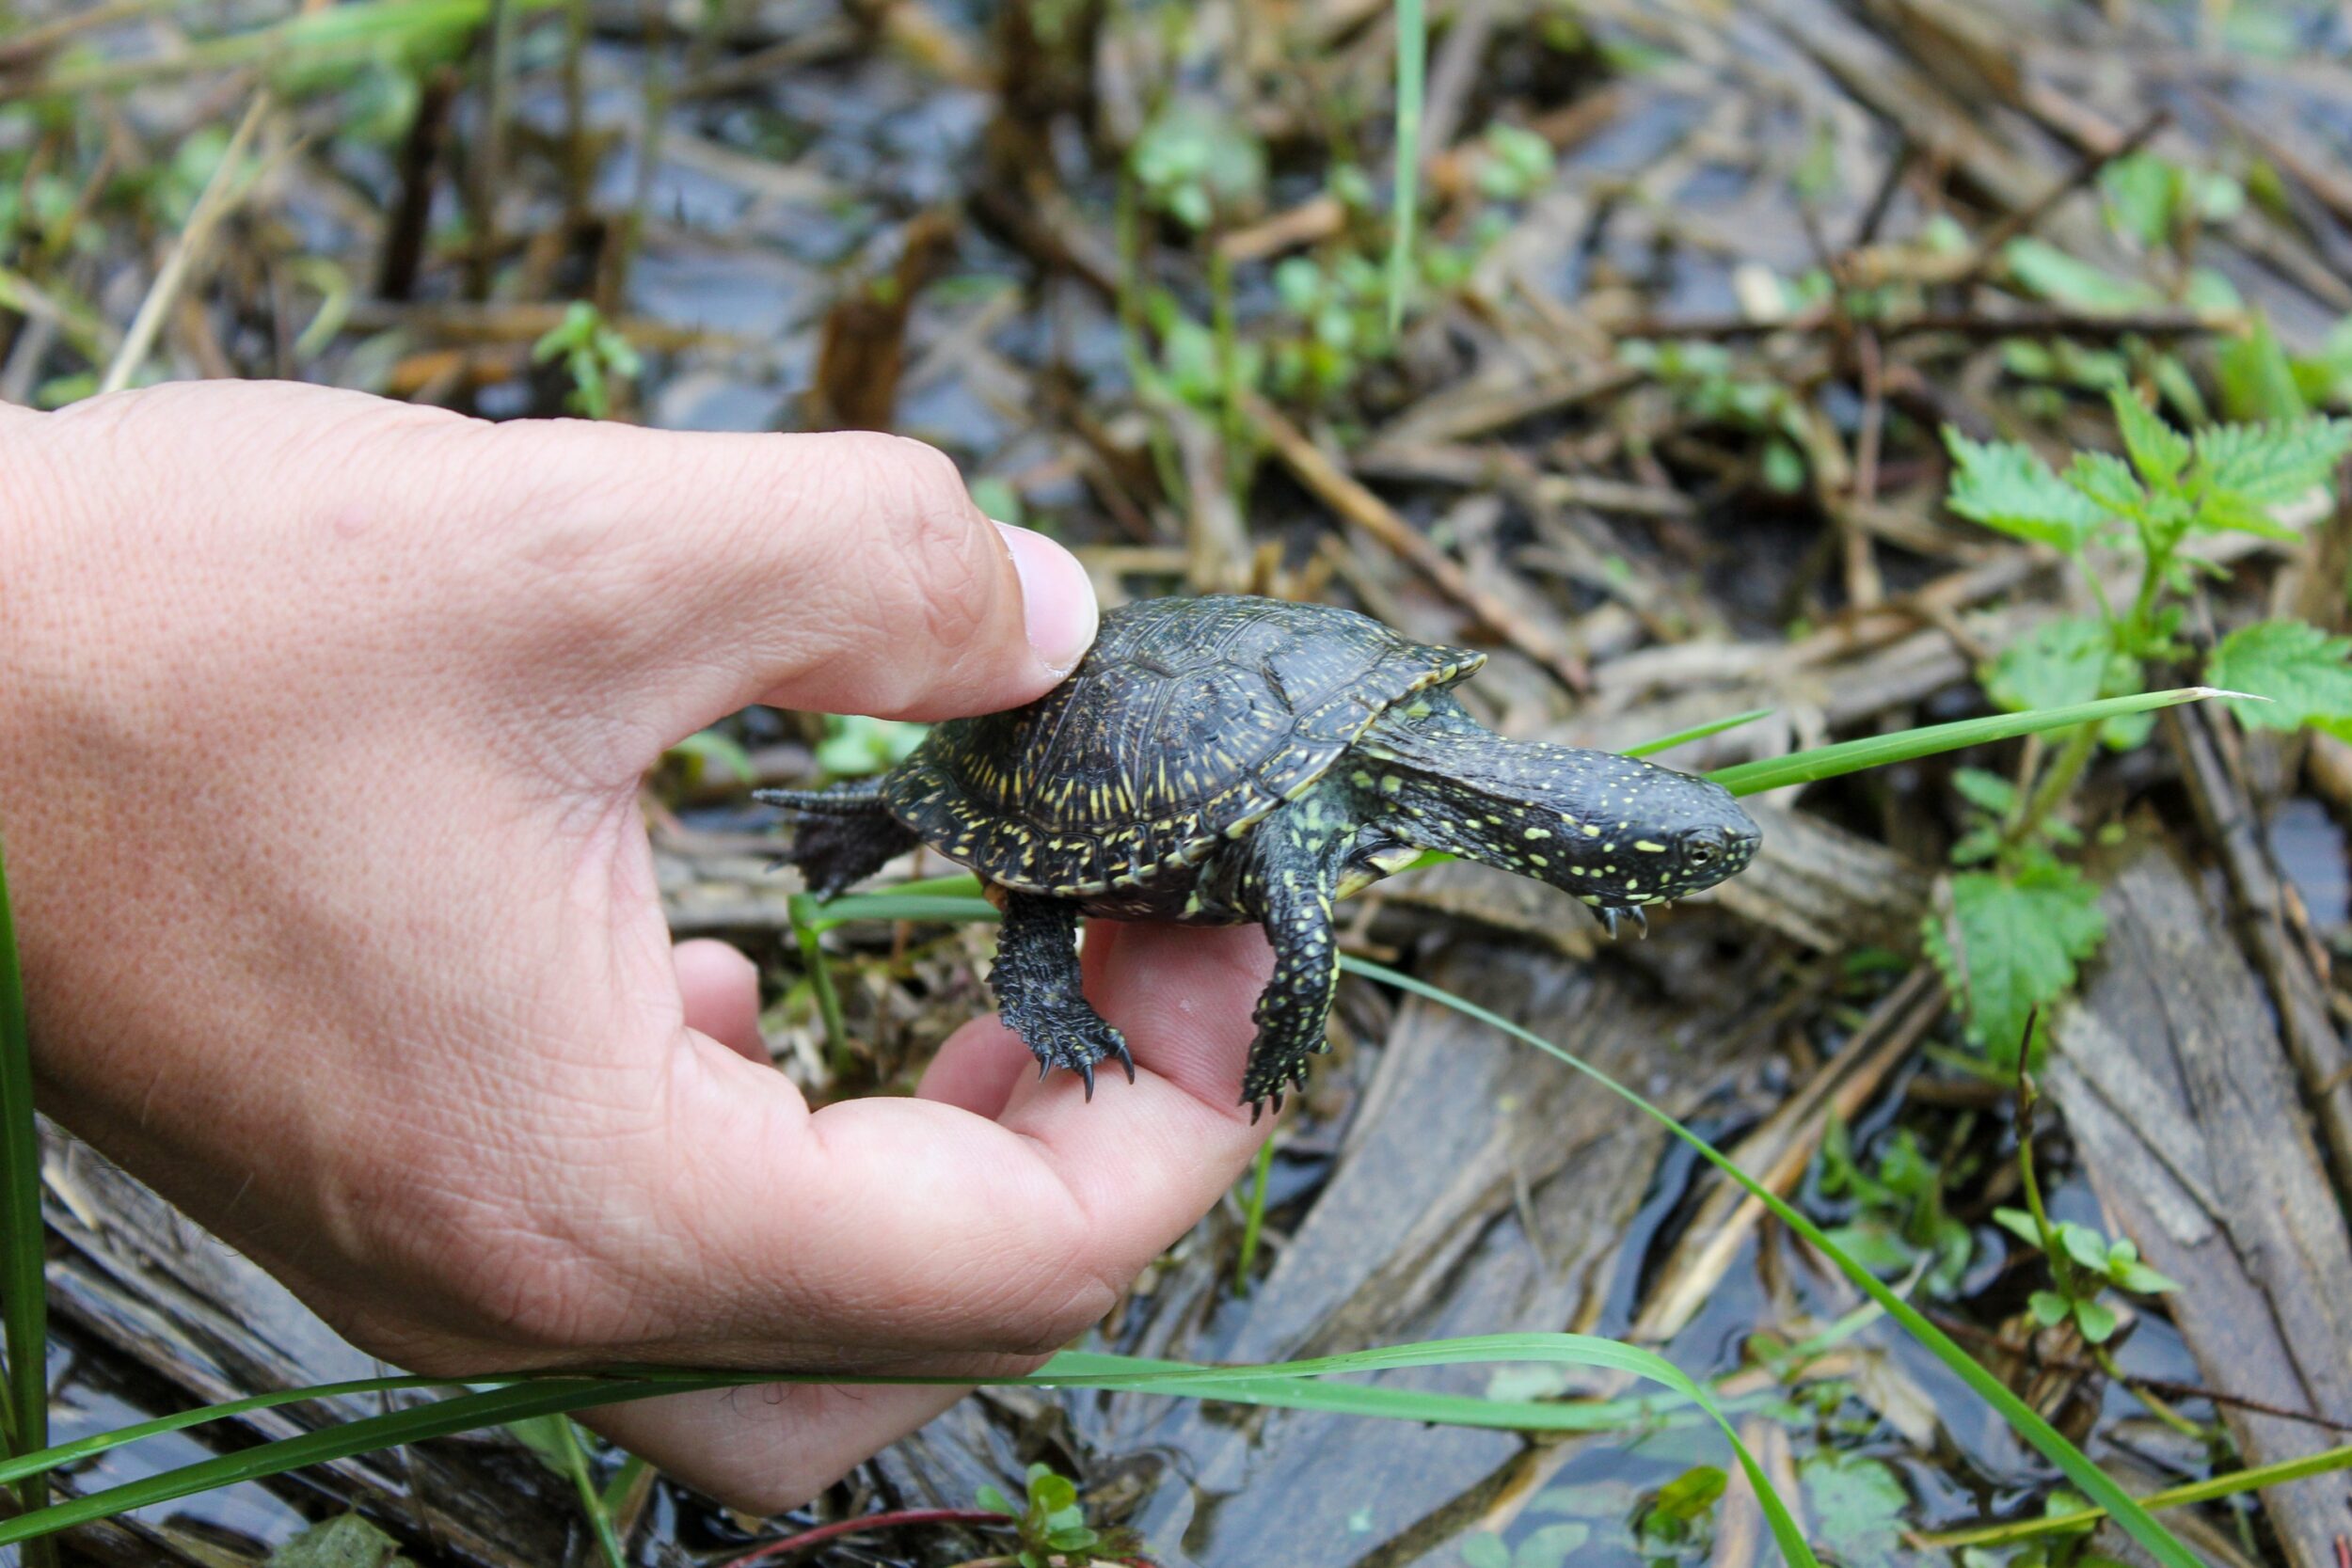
top-left (1635, 840), bottom-right (1667, 853)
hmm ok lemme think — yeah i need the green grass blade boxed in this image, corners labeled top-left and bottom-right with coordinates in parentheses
top-left (1626, 707), bottom-right (1775, 758)
top-left (1054, 1338), bottom-right (1820, 1567)
top-left (0, 1374), bottom-right (483, 1486)
top-left (1342, 955), bottom-right (2201, 1568)
top-left (1385, 0), bottom-right (1425, 331)
top-left (0, 833), bottom-right (47, 1513)
top-left (804, 893), bottom-right (999, 929)
top-left (0, 1339), bottom-right (1759, 1546)
top-left (549, 1416), bottom-right (628, 1568)
top-left (0, 1378), bottom-right (671, 1545)
top-left (1705, 688), bottom-right (2222, 797)
top-left (1922, 1440), bottom-right (2352, 1548)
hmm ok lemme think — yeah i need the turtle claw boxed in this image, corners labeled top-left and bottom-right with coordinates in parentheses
top-left (1597, 903), bottom-right (1648, 940)
top-left (1009, 1009), bottom-right (1131, 1099)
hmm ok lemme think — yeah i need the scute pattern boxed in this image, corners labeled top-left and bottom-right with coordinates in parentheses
top-left (885, 595), bottom-right (1481, 896)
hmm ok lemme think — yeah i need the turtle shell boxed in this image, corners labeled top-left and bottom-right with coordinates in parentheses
top-left (882, 594), bottom-right (1483, 896)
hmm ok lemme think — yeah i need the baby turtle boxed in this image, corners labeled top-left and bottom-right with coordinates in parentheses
top-left (760, 594), bottom-right (1760, 1112)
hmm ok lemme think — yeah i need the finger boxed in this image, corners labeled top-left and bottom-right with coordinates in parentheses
top-left (916, 1014), bottom-right (1029, 1118)
top-left (675, 940), bottom-right (766, 1064)
top-left (390, 411), bottom-right (1098, 733)
top-left (581, 1372), bottom-right (1009, 1517)
top-left (657, 922), bottom-right (1273, 1358)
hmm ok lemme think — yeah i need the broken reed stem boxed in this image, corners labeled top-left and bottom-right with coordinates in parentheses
top-left (98, 88), bottom-right (272, 395)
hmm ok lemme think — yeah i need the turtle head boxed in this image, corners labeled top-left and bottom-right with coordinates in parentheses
top-left (1358, 700), bottom-right (1760, 916)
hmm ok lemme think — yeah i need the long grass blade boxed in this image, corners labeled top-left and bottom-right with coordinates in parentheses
top-left (1706, 688), bottom-right (2224, 797)
top-left (1626, 707), bottom-right (1775, 759)
top-left (1385, 0), bottom-right (1425, 330)
top-left (0, 1338), bottom-right (1819, 1557)
top-left (1919, 1440), bottom-right (2352, 1548)
top-left (0, 834), bottom-right (48, 1515)
top-left (1343, 955), bottom-right (2201, 1568)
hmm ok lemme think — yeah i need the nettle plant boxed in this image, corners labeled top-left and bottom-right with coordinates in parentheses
top-left (1931, 389), bottom-right (2352, 1064)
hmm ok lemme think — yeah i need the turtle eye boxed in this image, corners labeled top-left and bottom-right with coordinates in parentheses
top-left (1685, 838), bottom-right (1717, 866)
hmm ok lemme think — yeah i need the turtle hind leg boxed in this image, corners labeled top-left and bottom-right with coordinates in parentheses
top-left (1236, 804), bottom-right (1343, 1117)
top-left (755, 784), bottom-right (921, 899)
top-left (989, 892), bottom-right (1133, 1099)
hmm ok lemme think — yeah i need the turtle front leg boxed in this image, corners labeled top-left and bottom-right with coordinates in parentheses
top-left (1237, 822), bottom-right (1343, 1117)
top-left (989, 892), bottom-right (1135, 1099)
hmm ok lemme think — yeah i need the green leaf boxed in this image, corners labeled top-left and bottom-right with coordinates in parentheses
top-left (1924, 862), bottom-right (2107, 1066)
top-left (1993, 1207), bottom-right (2043, 1247)
top-left (1463, 1535), bottom-right (1514, 1568)
top-left (2208, 620), bottom-right (2352, 732)
top-left (1516, 1522), bottom-right (1592, 1567)
top-left (2109, 389), bottom-right (2190, 487)
top-left (2003, 238), bottom-right (2164, 311)
top-left (2058, 1222), bottom-right (2112, 1274)
top-left (1945, 430), bottom-right (2107, 548)
top-left (1045, 1525), bottom-right (1099, 1550)
top-left (2194, 415), bottom-right (2352, 504)
top-left (2113, 1261), bottom-right (2182, 1294)
top-left (2194, 484), bottom-right (2303, 541)
top-left (2074, 1298), bottom-right (2119, 1344)
top-left (976, 1484), bottom-right (1016, 1516)
top-left (1028, 1470), bottom-right (1076, 1513)
top-left (1803, 1453), bottom-right (1910, 1568)
top-left (2030, 1291), bottom-right (2072, 1327)
top-left (2217, 315), bottom-right (2310, 422)
top-left (2064, 450), bottom-right (2146, 518)
top-left (268, 1513), bottom-right (412, 1568)
top-left (1951, 768), bottom-right (2018, 817)
top-left (1984, 617), bottom-right (2110, 714)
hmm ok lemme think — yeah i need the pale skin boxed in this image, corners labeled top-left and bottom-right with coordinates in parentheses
top-left (0, 381), bottom-right (1277, 1512)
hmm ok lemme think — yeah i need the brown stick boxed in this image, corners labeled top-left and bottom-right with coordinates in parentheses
top-left (1244, 391), bottom-right (1590, 692)
top-left (1950, 108), bottom-right (2171, 289)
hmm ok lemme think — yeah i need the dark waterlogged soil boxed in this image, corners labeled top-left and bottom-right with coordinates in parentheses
top-left (8, 0), bottom-right (2352, 1564)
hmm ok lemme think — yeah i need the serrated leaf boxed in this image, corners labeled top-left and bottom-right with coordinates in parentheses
top-left (269, 1514), bottom-right (412, 1568)
top-left (2109, 389), bottom-right (2190, 486)
top-left (1945, 431), bottom-right (2107, 549)
top-left (2194, 485), bottom-right (2303, 541)
top-left (1984, 617), bottom-right (2110, 714)
top-left (2064, 449), bottom-right (2147, 517)
top-left (1925, 863), bottom-right (2107, 1066)
top-left (2030, 1290), bottom-right (2072, 1327)
top-left (2195, 415), bottom-right (2352, 506)
top-left (2209, 619), bottom-right (2352, 732)
top-left (2074, 1298), bottom-right (2119, 1343)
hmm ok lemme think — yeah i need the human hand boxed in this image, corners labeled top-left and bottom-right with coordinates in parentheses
top-left (0, 382), bottom-right (1276, 1509)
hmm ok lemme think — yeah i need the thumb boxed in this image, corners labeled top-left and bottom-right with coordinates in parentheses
top-left (404, 413), bottom-right (1097, 734)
